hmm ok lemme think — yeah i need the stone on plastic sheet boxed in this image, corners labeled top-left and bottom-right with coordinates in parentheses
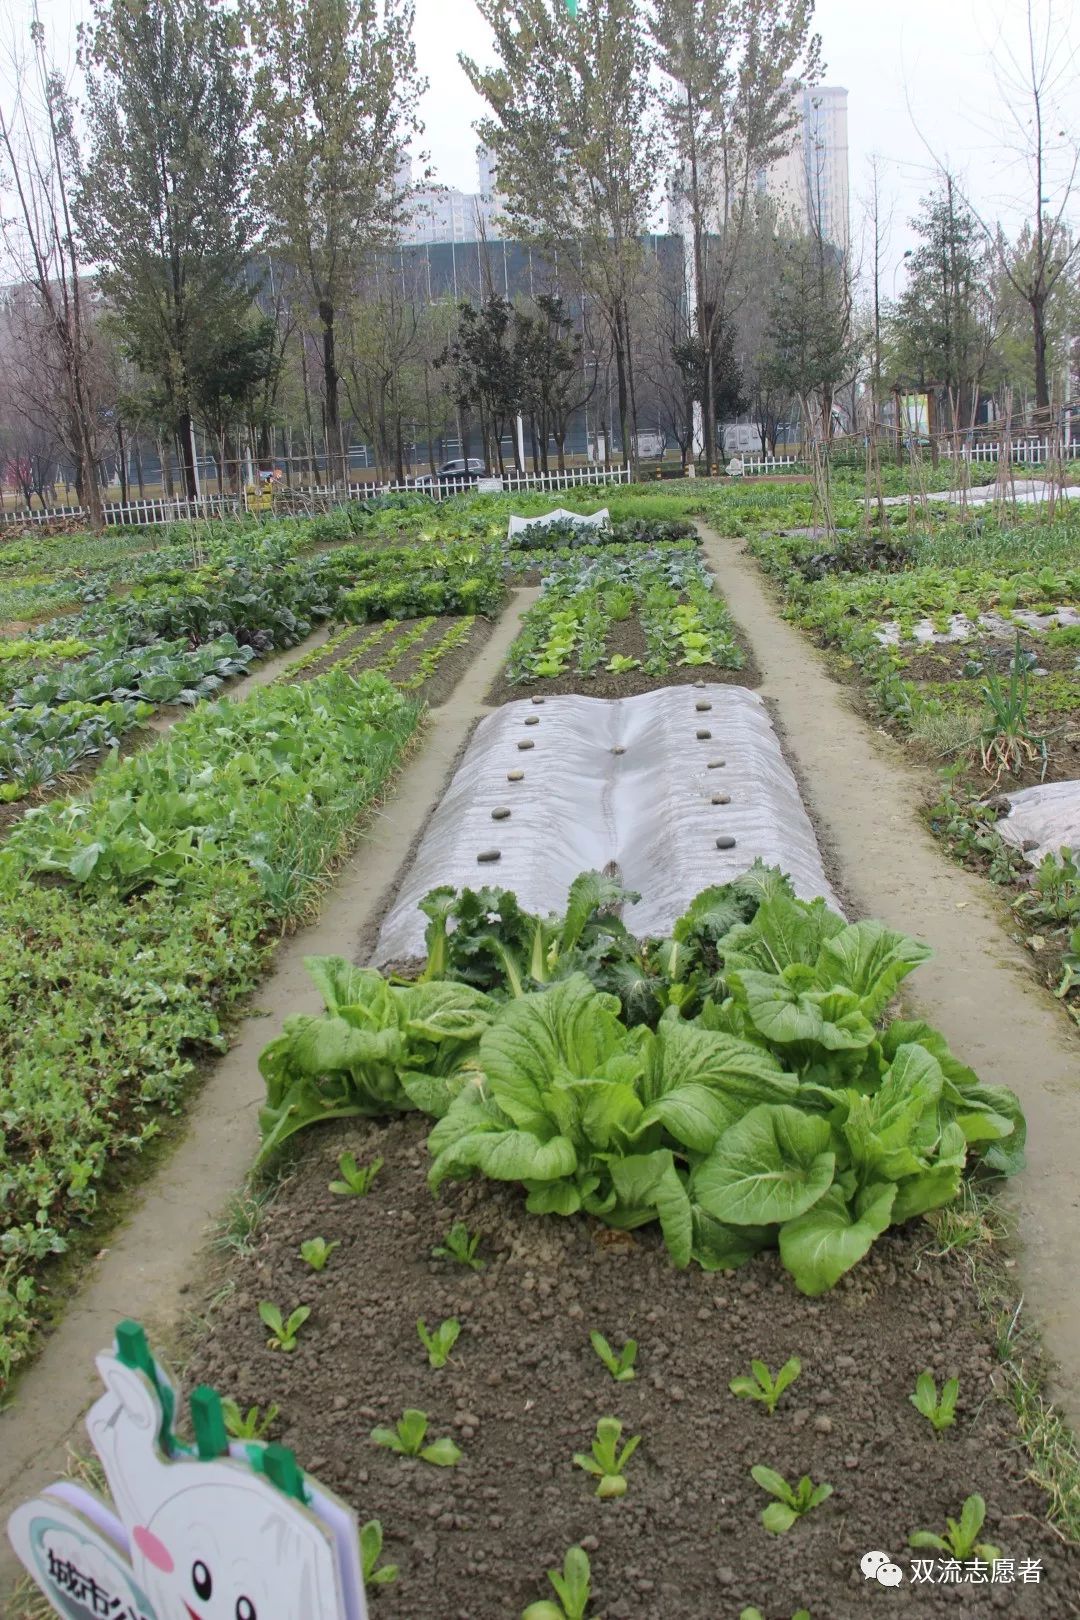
top-left (374, 686), bottom-right (842, 961)
top-left (997, 779), bottom-right (1080, 866)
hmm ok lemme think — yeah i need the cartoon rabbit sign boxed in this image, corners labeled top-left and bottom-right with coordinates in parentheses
top-left (8, 1321), bottom-right (368, 1620)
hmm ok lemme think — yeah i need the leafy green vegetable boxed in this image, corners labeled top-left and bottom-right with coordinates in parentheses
top-left (329, 1152), bottom-right (384, 1197)
top-left (256, 960), bottom-right (494, 1163)
top-left (221, 1399), bottom-right (279, 1440)
top-left (751, 1465), bottom-right (833, 1533)
top-left (370, 1409), bottom-right (462, 1467)
top-left (299, 1237), bottom-right (339, 1271)
top-left (258, 1301), bottom-right (311, 1353)
top-left (573, 1416), bottom-right (641, 1498)
top-left (729, 1356), bottom-right (801, 1414)
top-left (522, 1546), bottom-right (593, 1620)
top-left (910, 1370), bottom-right (960, 1433)
top-left (909, 1494), bottom-right (1000, 1560)
top-left (431, 1221), bottom-right (485, 1270)
top-left (359, 1519), bottom-right (399, 1587)
top-left (417, 1317), bottom-right (461, 1369)
top-left (589, 1330), bottom-right (637, 1382)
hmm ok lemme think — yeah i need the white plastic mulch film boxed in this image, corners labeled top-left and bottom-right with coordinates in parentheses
top-left (998, 779), bottom-right (1080, 866)
top-left (506, 507), bottom-right (610, 541)
top-left (374, 685), bottom-right (841, 962)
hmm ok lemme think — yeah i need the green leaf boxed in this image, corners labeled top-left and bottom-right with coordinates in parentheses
top-left (749, 1465), bottom-right (791, 1502)
top-left (400, 980), bottom-right (496, 1042)
top-left (479, 974), bottom-right (634, 1131)
top-left (693, 1105), bottom-right (836, 1226)
top-left (761, 1501), bottom-right (797, 1533)
top-left (420, 1436), bottom-right (462, 1467)
top-left (779, 1182), bottom-right (897, 1295)
top-left (815, 920), bottom-right (932, 1018)
top-left (636, 1083), bottom-right (739, 1152)
top-left (731, 971), bottom-right (877, 1051)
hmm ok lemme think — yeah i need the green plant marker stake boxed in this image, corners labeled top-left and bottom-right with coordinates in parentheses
top-left (263, 1442), bottom-right (306, 1503)
top-left (190, 1386), bottom-right (229, 1461)
top-left (114, 1319), bottom-right (176, 1450)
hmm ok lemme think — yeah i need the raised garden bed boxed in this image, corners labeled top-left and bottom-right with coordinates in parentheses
top-left (186, 1112), bottom-right (1080, 1619)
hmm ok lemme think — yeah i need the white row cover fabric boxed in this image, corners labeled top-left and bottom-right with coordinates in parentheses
top-left (506, 507), bottom-right (610, 540)
top-left (374, 685), bottom-right (841, 961)
top-left (998, 779), bottom-right (1080, 866)
top-left (875, 606), bottom-right (1080, 646)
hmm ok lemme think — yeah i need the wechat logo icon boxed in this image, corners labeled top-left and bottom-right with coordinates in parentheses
top-left (861, 1550), bottom-right (905, 1587)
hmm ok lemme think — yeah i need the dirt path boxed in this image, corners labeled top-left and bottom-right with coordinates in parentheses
top-left (0, 590), bottom-right (537, 1589)
top-left (698, 522), bottom-right (1080, 1426)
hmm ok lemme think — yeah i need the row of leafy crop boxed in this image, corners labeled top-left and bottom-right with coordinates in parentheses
top-left (253, 866), bottom-right (1024, 1295)
top-left (506, 514), bottom-right (697, 552)
top-left (0, 668), bottom-right (423, 1387)
top-left (0, 535), bottom-right (502, 799)
top-left (506, 548), bottom-right (743, 681)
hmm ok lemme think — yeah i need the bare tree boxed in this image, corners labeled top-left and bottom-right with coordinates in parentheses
top-left (651, 0), bottom-right (821, 471)
top-left (930, 0), bottom-right (1080, 416)
top-left (0, 10), bottom-right (104, 524)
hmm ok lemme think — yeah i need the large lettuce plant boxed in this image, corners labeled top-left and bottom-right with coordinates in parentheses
top-left (255, 878), bottom-right (1025, 1295)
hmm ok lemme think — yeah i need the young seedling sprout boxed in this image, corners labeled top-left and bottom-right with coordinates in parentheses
top-left (522, 1545), bottom-right (593, 1620)
top-left (910, 1370), bottom-right (959, 1433)
top-left (573, 1417), bottom-right (641, 1499)
top-left (909, 1494), bottom-right (1001, 1562)
top-left (299, 1236), bottom-right (340, 1271)
top-left (431, 1221), bottom-right (485, 1270)
top-left (257, 1301), bottom-right (311, 1353)
top-left (751, 1466), bottom-right (833, 1533)
top-left (740, 1610), bottom-right (810, 1620)
top-left (730, 1357), bottom-right (801, 1414)
top-left (589, 1330), bottom-right (637, 1382)
top-left (370, 1409), bottom-right (462, 1468)
top-left (417, 1317), bottom-right (461, 1369)
top-left (329, 1151), bottom-right (383, 1197)
top-left (221, 1399), bottom-right (280, 1441)
top-left (360, 1519), bottom-right (399, 1587)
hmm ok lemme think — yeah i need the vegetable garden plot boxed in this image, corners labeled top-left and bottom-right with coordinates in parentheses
top-left (375, 685), bottom-right (838, 963)
top-left (491, 547), bottom-right (748, 702)
top-left (0, 668), bottom-right (423, 1389)
top-left (182, 1114), bottom-right (1078, 1620)
top-left (732, 512), bottom-right (1080, 1022)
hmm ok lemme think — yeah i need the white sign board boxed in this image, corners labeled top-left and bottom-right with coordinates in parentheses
top-left (476, 476), bottom-right (504, 493)
top-left (8, 1321), bottom-right (368, 1620)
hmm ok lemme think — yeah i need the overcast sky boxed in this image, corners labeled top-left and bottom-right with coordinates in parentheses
top-left (6, 0), bottom-right (1078, 289)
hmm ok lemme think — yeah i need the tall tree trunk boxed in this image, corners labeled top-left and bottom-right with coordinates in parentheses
top-left (612, 310), bottom-right (631, 469)
top-left (117, 423), bottom-right (128, 504)
top-left (318, 300), bottom-right (343, 485)
top-left (158, 436), bottom-right (176, 499)
top-left (177, 412), bottom-right (199, 500)
top-left (1032, 293), bottom-right (1050, 414)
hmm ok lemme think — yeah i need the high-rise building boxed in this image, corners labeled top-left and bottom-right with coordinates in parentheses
top-left (763, 85), bottom-right (850, 255)
top-left (667, 83), bottom-right (850, 256)
top-left (397, 145), bottom-right (506, 246)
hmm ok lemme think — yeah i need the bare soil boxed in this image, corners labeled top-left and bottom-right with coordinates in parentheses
top-left (186, 1113), bottom-right (1080, 1620)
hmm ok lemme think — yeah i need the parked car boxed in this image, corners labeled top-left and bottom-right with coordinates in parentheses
top-left (413, 458), bottom-right (486, 488)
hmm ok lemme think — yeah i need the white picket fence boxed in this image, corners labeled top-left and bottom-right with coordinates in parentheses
top-left (946, 439), bottom-right (1080, 465)
top-left (737, 455), bottom-right (802, 475)
top-left (0, 462), bottom-right (634, 529)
